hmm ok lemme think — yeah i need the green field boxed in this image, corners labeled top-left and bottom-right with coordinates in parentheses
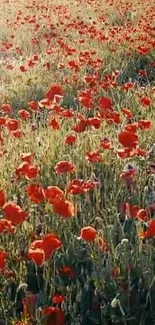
top-left (0, 0), bottom-right (155, 324)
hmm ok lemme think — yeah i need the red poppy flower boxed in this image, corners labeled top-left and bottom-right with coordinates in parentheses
top-left (139, 70), bottom-right (147, 77)
top-left (67, 179), bottom-right (98, 195)
top-left (123, 82), bottom-right (134, 91)
top-left (15, 162), bottom-right (30, 178)
top-left (72, 119), bottom-right (88, 133)
top-left (52, 295), bottom-right (65, 304)
top-left (26, 184), bottom-right (45, 203)
top-left (88, 117), bottom-right (101, 129)
top-left (120, 168), bottom-right (136, 180)
top-left (98, 96), bottom-right (113, 111)
top-left (43, 306), bottom-right (65, 325)
top-left (44, 61), bottom-right (50, 71)
top-left (116, 148), bottom-right (133, 159)
top-left (138, 119), bottom-right (151, 130)
top-left (25, 165), bottom-right (40, 179)
top-left (86, 150), bottom-right (102, 163)
top-left (49, 117), bottom-right (61, 130)
top-left (43, 306), bottom-right (55, 316)
top-left (59, 266), bottom-right (75, 278)
top-left (18, 110), bottom-right (31, 120)
top-left (30, 240), bottom-right (43, 250)
top-left (46, 84), bottom-right (63, 101)
top-left (21, 152), bottom-right (33, 164)
top-left (0, 249), bottom-right (7, 271)
top-left (28, 59), bottom-right (36, 68)
top-left (140, 96), bottom-right (152, 106)
top-left (28, 101), bottom-right (39, 112)
top-left (53, 199), bottom-right (75, 218)
top-left (42, 233), bottom-right (62, 260)
top-left (55, 161), bottom-right (76, 174)
top-left (11, 129), bottom-right (22, 138)
top-left (3, 202), bottom-right (28, 225)
top-left (97, 237), bottom-right (109, 252)
top-left (118, 130), bottom-right (138, 149)
top-left (20, 65), bottom-right (27, 72)
top-left (0, 219), bottom-right (15, 234)
top-left (39, 98), bottom-right (52, 109)
top-left (135, 147), bottom-right (147, 157)
top-left (16, 160), bottom-right (39, 180)
top-left (5, 118), bottom-right (19, 131)
top-left (83, 180), bottom-right (99, 191)
top-left (137, 209), bottom-right (149, 222)
top-left (125, 203), bottom-right (139, 219)
top-left (65, 133), bottom-right (77, 145)
top-left (78, 90), bottom-right (93, 110)
top-left (33, 55), bottom-right (39, 61)
top-left (60, 109), bottom-right (75, 118)
top-left (0, 190), bottom-right (6, 208)
top-left (68, 60), bottom-right (79, 72)
top-left (145, 219), bottom-right (155, 238)
top-left (125, 123), bottom-right (138, 133)
top-left (137, 45), bottom-right (149, 56)
top-left (0, 117), bottom-right (6, 126)
top-left (80, 226), bottom-right (97, 241)
top-left (51, 105), bottom-right (63, 114)
top-left (67, 179), bottom-right (85, 195)
top-left (122, 108), bottom-right (133, 119)
top-left (1, 104), bottom-right (12, 114)
top-left (28, 248), bottom-right (45, 267)
top-left (44, 186), bottom-right (64, 205)
top-left (100, 138), bottom-right (112, 149)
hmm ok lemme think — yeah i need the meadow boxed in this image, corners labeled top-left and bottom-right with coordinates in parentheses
top-left (0, 0), bottom-right (155, 324)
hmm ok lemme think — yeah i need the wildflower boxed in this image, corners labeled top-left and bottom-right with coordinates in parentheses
top-left (86, 150), bottom-right (102, 163)
top-left (65, 133), bottom-right (77, 145)
top-left (28, 101), bottom-right (39, 112)
top-left (140, 96), bottom-right (152, 106)
top-left (0, 249), bottom-right (8, 271)
top-left (59, 267), bottom-right (75, 278)
top-left (53, 199), bottom-right (75, 218)
top-left (52, 295), bottom-right (65, 304)
top-left (55, 161), bottom-right (76, 174)
top-left (79, 226), bottom-right (97, 242)
top-left (44, 186), bottom-right (64, 205)
top-left (98, 96), bottom-right (113, 111)
top-left (18, 110), bottom-right (31, 120)
top-left (0, 219), bottom-right (15, 234)
top-left (46, 84), bottom-right (63, 101)
top-left (138, 119), bottom-right (151, 130)
top-left (5, 118), bottom-right (19, 131)
top-left (42, 233), bottom-right (62, 259)
top-left (49, 117), bottom-right (61, 130)
top-left (43, 306), bottom-right (65, 325)
top-left (88, 117), bottom-right (101, 129)
top-left (28, 248), bottom-right (45, 267)
top-left (1, 104), bottom-right (12, 114)
top-left (72, 119), bottom-right (88, 133)
top-left (137, 209), bottom-right (149, 222)
top-left (0, 190), bottom-right (6, 208)
top-left (118, 130), bottom-right (138, 149)
top-left (26, 184), bottom-right (45, 203)
top-left (3, 202), bottom-right (28, 225)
